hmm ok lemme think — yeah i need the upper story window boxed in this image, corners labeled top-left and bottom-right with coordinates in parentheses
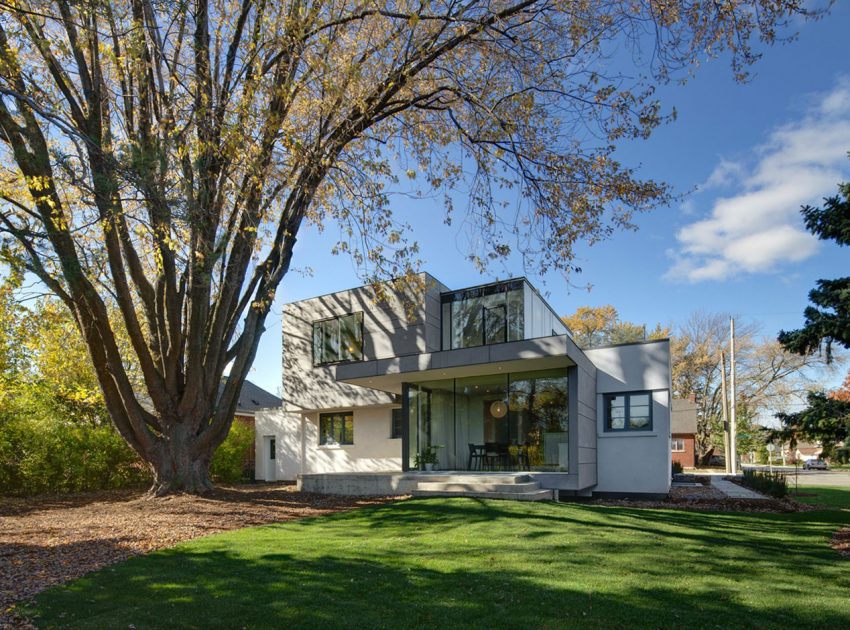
top-left (604, 392), bottom-right (653, 432)
top-left (441, 280), bottom-right (525, 350)
top-left (312, 312), bottom-right (363, 366)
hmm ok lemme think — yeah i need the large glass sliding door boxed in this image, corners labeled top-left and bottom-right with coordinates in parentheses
top-left (407, 379), bottom-right (456, 470)
top-left (405, 368), bottom-right (569, 472)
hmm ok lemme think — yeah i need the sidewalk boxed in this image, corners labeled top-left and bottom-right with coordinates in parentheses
top-left (710, 477), bottom-right (770, 500)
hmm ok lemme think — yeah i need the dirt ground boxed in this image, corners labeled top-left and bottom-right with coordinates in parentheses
top-left (0, 484), bottom-right (395, 628)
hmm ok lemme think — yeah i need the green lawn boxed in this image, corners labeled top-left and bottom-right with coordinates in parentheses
top-left (28, 499), bottom-right (850, 629)
top-left (791, 485), bottom-right (850, 510)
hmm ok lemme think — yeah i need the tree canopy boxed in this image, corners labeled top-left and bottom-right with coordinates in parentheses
top-left (779, 179), bottom-right (850, 361)
top-left (561, 305), bottom-right (668, 349)
top-left (0, 0), bottom-right (826, 493)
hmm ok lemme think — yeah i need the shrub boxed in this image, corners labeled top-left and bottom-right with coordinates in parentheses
top-left (671, 461), bottom-right (683, 475)
top-left (0, 414), bottom-right (150, 496)
top-left (210, 418), bottom-right (255, 483)
top-left (740, 469), bottom-right (787, 498)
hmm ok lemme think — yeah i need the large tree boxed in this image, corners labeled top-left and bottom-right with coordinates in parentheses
top-left (0, 1), bottom-right (824, 494)
top-left (779, 179), bottom-right (850, 361)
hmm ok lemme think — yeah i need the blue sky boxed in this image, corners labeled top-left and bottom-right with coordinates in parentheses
top-left (247, 5), bottom-right (850, 394)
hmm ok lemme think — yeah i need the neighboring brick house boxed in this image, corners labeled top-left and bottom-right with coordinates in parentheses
top-left (671, 397), bottom-right (698, 468)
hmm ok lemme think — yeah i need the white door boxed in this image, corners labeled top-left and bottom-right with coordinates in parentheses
top-left (264, 435), bottom-right (276, 481)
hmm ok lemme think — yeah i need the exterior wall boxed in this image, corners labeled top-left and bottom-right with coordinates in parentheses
top-left (302, 406), bottom-right (402, 474)
top-left (256, 406), bottom-right (402, 481)
top-left (671, 434), bottom-right (696, 468)
top-left (282, 273), bottom-right (448, 411)
top-left (585, 341), bottom-right (672, 495)
top-left (255, 408), bottom-right (303, 481)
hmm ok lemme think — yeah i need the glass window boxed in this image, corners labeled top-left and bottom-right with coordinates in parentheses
top-left (390, 408), bottom-right (403, 439)
top-left (672, 438), bottom-right (685, 452)
top-left (484, 305), bottom-right (507, 344)
top-left (339, 313), bottom-right (363, 361)
top-left (312, 312), bottom-right (362, 365)
top-left (320, 412), bottom-right (354, 445)
top-left (442, 280), bottom-right (525, 350)
top-left (604, 392), bottom-right (654, 432)
top-left (507, 288), bottom-right (524, 341)
top-left (405, 368), bottom-right (568, 472)
top-left (452, 293), bottom-right (484, 349)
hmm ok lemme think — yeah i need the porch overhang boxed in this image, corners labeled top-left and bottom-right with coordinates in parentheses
top-left (335, 334), bottom-right (576, 394)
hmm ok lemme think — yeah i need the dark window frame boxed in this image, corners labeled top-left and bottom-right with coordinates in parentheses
top-left (312, 312), bottom-right (364, 366)
top-left (390, 408), bottom-right (403, 439)
top-left (604, 391), bottom-right (654, 432)
top-left (319, 412), bottom-right (354, 445)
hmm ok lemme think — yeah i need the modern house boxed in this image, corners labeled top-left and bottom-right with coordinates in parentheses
top-left (671, 396), bottom-right (698, 469)
top-left (256, 274), bottom-right (672, 499)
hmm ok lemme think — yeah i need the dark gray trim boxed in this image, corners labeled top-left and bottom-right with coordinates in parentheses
top-left (603, 390), bottom-right (654, 432)
top-left (390, 407), bottom-right (403, 439)
top-left (567, 365), bottom-right (579, 476)
top-left (401, 383), bottom-right (410, 471)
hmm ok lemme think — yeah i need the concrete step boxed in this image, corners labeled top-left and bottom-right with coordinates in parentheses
top-left (416, 481), bottom-right (542, 493)
top-left (412, 489), bottom-right (554, 501)
top-left (403, 473), bottom-right (532, 484)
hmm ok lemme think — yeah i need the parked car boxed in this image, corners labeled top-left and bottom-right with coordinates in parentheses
top-left (803, 459), bottom-right (829, 470)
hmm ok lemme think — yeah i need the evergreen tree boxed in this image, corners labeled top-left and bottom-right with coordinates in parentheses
top-left (779, 180), bottom-right (850, 361)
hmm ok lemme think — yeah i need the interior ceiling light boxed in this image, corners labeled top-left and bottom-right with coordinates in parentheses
top-left (490, 400), bottom-right (508, 419)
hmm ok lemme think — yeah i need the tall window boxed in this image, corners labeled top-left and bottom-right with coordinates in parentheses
top-left (442, 280), bottom-right (524, 350)
top-left (390, 408), bottom-right (403, 439)
top-left (604, 392), bottom-right (652, 432)
top-left (312, 312), bottom-right (363, 365)
top-left (320, 412), bottom-right (354, 445)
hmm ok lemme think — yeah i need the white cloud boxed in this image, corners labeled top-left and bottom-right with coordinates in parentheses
top-left (667, 78), bottom-right (850, 283)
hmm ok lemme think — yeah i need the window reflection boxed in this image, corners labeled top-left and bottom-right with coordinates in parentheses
top-left (406, 368), bottom-right (568, 472)
top-left (443, 280), bottom-right (524, 350)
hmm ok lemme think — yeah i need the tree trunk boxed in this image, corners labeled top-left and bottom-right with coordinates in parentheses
top-left (146, 426), bottom-right (216, 497)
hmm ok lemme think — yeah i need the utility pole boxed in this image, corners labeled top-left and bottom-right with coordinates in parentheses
top-left (729, 317), bottom-right (738, 475)
top-left (720, 351), bottom-right (731, 474)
